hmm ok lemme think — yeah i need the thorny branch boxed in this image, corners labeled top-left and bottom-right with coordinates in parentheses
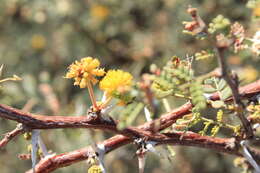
top-left (0, 80), bottom-right (259, 131)
top-left (0, 123), bottom-right (25, 148)
top-left (0, 80), bottom-right (259, 172)
top-left (26, 131), bottom-right (242, 173)
top-left (215, 47), bottom-right (254, 138)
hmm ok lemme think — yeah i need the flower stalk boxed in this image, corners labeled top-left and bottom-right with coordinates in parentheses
top-left (86, 81), bottom-right (98, 111)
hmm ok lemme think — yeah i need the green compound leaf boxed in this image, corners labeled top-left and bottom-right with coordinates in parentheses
top-left (190, 80), bottom-right (207, 110)
top-left (117, 102), bottom-right (144, 130)
top-left (204, 77), bottom-right (232, 101)
top-left (152, 56), bottom-right (194, 99)
top-left (221, 86), bottom-right (232, 100)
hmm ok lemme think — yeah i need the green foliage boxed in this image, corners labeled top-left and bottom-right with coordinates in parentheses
top-left (0, 1), bottom-right (259, 173)
top-left (190, 80), bottom-right (207, 110)
top-left (152, 56), bottom-right (193, 99)
top-left (172, 109), bottom-right (202, 131)
top-left (204, 77), bottom-right (232, 108)
top-left (174, 107), bottom-right (241, 137)
top-left (152, 57), bottom-right (206, 110)
top-left (199, 109), bottom-right (241, 137)
top-left (151, 77), bottom-right (174, 98)
top-left (117, 102), bottom-right (144, 130)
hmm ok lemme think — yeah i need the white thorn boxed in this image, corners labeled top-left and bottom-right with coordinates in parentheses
top-left (31, 130), bottom-right (40, 173)
top-left (253, 123), bottom-right (260, 129)
top-left (96, 143), bottom-right (106, 173)
top-left (240, 140), bottom-right (260, 173)
top-left (144, 107), bottom-right (152, 122)
top-left (146, 141), bottom-right (157, 153)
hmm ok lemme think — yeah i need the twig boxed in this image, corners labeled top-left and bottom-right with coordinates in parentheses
top-left (0, 123), bottom-right (25, 148)
top-left (215, 47), bottom-right (254, 138)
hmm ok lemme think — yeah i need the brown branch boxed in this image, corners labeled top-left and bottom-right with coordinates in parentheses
top-left (0, 80), bottom-right (259, 132)
top-left (116, 127), bottom-right (241, 155)
top-left (0, 104), bottom-right (118, 131)
top-left (0, 123), bottom-right (25, 148)
top-left (22, 102), bottom-right (192, 173)
top-left (159, 132), bottom-right (239, 154)
top-left (26, 131), bottom-right (243, 173)
top-left (215, 47), bottom-right (254, 138)
top-left (0, 80), bottom-right (259, 172)
top-left (24, 80), bottom-right (260, 173)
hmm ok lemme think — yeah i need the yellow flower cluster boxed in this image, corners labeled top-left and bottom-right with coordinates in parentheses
top-left (65, 57), bottom-right (134, 110)
top-left (65, 57), bottom-right (105, 88)
top-left (99, 70), bottom-right (133, 96)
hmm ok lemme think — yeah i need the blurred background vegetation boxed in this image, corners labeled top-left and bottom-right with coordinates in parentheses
top-left (0, 0), bottom-right (259, 172)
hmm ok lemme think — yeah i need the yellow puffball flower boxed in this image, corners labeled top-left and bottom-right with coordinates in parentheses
top-left (99, 70), bottom-right (133, 95)
top-left (65, 57), bottom-right (105, 88)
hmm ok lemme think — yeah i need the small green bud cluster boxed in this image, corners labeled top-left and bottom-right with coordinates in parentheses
top-left (208, 15), bottom-right (231, 34)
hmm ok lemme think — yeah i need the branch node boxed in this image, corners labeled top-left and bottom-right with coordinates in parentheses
top-left (0, 123), bottom-right (26, 148)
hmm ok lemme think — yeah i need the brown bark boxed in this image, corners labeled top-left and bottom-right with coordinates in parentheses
top-left (0, 79), bottom-right (259, 172)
